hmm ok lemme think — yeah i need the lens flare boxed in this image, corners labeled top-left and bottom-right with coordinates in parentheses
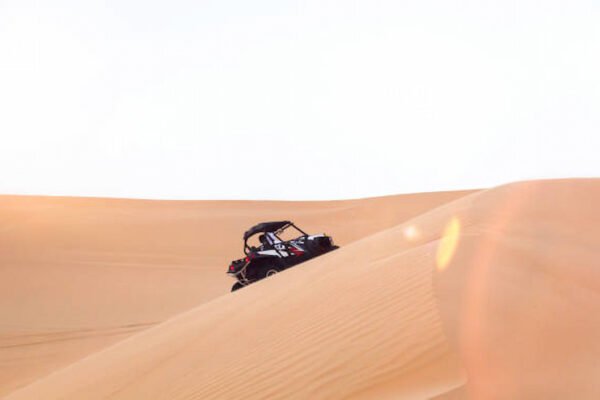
top-left (436, 217), bottom-right (461, 271)
top-left (403, 225), bottom-right (420, 241)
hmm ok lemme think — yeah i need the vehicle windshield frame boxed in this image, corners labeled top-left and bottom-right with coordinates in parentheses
top-left (243, 222), bottom-right (307, 254)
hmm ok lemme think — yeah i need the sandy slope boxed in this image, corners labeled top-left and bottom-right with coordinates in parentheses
top-left (3, 180), bottom-right (599, 399)
top-left (0, 190), bottom-right (472, 397)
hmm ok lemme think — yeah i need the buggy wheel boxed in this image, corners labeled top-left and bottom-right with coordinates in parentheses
top-left (265, 268), bottom-right (279, 278)
top-left (231, 282), bottom-right (245, 292)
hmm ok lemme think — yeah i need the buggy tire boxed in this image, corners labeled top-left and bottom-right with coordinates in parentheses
top-left (266, 268), bottom-right (279, 277)
top-left (231, 282), bottom-right (245, 292)
top-left (260, 267), bottom-right (280, 279)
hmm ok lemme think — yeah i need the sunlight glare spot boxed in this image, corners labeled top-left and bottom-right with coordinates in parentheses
top-left (436, 217), bottom-right (461, 271)
top-left (403, 225), bottom-right (420, 241)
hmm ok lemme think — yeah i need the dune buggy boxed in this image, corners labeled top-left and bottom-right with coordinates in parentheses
top-left (227, 221), bottom-right (338, 291)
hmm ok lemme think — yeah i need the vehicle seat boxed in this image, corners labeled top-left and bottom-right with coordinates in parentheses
top-left (258, 234), bottom-right (269, 249)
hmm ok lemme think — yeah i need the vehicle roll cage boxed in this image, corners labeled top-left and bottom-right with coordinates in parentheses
top-left (243, 221), bottom-right (308, 255)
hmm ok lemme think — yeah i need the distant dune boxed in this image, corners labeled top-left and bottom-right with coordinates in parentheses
top-left (1, 180), bottom-right (599, 399)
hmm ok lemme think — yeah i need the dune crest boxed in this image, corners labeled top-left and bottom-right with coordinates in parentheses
top-left (3, 179), bottom-right (599, 399)
top-left (0, 190), bottom-right (472, 396)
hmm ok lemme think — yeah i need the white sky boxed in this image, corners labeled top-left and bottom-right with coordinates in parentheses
top-left (1, 0), bottom-right (599, 200)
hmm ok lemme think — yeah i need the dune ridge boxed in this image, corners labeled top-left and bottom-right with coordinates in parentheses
top-left (0, 189), bottom-right (473, 397)
top-left (3, 180), bottom-right (600, 399)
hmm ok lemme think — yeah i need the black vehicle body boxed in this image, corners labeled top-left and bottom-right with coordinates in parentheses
top-left (227, 221), bottom-right (338, 291)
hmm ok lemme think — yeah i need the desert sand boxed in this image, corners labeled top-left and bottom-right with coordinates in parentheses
top-left (1, 179), bottom-right (599, 399)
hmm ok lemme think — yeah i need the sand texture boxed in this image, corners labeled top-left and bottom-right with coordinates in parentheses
top-left (1, 180), bottom-right (598, 399)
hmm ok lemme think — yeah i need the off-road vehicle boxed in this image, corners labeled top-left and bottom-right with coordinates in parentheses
top-left (227, 221), bottom-right (338, 291)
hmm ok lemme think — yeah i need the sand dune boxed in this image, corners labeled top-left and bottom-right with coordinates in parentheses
top-left (2, 180), bottom-right (600, 399)
top-left (0, 190), bottom-right (471, 397)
